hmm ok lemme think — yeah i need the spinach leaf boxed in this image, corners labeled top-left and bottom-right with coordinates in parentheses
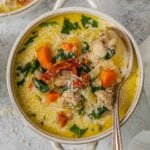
top-left (104, 48), bottom-right (116, 60)
top-left (17, 78), bottom-right (25, 86)
top-left (78, 64), bottom-right (91, 75)
top-left (91, 86), bottom-right (105, 93)
top-left (90, 106), bottom-right (108, 119)
top-left (52, 49), bottom-right (76, 63)
top-left (77, 106), bottom-right (85, 115)
top-left (19, 31), bottom-right (38, 53)
top-left (81, 15), bottom-right (98, 28)
top-left (30, 60), bottom-right (40, 73)
top-left (67, 52), bottom-right (76, 59)
top-left (18, 60), bottom-right (39, 74)
top-left (70, 124), bottom-right (88, 137)
top-left (82, 41), bottom-right (90, 53)
top-left (39, 21), bottom-right (58, 27)
top-left (61, 18), bottom-right (81, 34)
top-left (33, 78), bottom-right (49, 93)
top-left (27, 111), bottom-right (37, 117)
top-left (52, 49), bottom-right (67, 63)
top-left (59, 86), bottom-right (68, 94)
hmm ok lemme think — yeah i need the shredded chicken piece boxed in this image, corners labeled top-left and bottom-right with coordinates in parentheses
top-left (54, 71), bottom-right (72, 87)
top-left (95, 88), bottom-right (114, 110)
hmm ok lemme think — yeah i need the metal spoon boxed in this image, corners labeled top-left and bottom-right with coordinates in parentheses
top-left (108, 27), bottom-right (133, 150)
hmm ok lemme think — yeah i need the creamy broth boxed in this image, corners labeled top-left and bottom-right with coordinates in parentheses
top-left (13, 13), bottom-right (139, 138)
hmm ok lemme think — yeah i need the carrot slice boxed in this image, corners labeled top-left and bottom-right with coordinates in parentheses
top-left (47, 91), bottom-right (60, 103)
top-left (17, 0), bottom-right (32, 5)
top-left (62, 37), bottom-right (81, 55)
top-left (28, 80), bottom-right (33, 90)
top-left (100, 69), bottom-right (118, 88)
top-left (37, 45), bottom-right (52, 70)
top-left (57, 112), bottom-right (69, 127)
top-left (62, 43), bottom-right (74, 52)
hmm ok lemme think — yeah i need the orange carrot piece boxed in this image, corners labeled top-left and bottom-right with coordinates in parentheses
top-left (37, 45), bottom-right (52, 70)
top-left (17, 0), bottom-right (32, 5)
top-left (57, 112), bottom-right (69, 127)
top-left (100, 69), bottom-right (118, 88)
top-left (62, 43), bottom-right (74, 52)
top-left (28, 80), bottom-right (33, 90)
top-left (47, 91), bottom-right (60, 103)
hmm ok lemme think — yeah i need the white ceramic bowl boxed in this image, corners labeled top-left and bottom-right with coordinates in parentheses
top-left (7, 7), bottom-right (144, 145)
top-left (0, 0), bottom-right (40, 17)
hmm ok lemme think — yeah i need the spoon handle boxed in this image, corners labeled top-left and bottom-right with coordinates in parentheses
top-left (113, 86), bottom-right (123, 150)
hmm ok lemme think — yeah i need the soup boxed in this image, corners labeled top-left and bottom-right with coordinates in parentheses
top-left (13, 13), bottom-right (139, 138)
top-left (0, 0), bottom-right (33, 13)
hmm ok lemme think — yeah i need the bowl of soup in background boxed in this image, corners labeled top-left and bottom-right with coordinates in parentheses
top-left (0, 0), bottom-right (41, 17)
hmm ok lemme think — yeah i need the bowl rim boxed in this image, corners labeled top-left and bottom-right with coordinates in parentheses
top-left (6, 7), bottom-right (144, 144)
top-left (0, 0), bottom-right (40, 17)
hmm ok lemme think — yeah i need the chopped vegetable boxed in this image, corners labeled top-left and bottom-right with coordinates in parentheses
top-left (62, 43), bottom-right (74, 52)
top-left (78, 64), bottom-right (91, 75)
top-left (17, 0), bottom-right (32, 5)
top-left (47, 91), bottom-right (60, 103)
top-left (81, 15), bottom-right (98, 28)
top-left (37, 45), bottom-right (52, 70)
top-left (52, 49), bottom-right (76, 63)
top-left (57, 112), bottom-right (69, 127)
top-left (82, 41), bottom-right (90, 53)
top-left (90, 106), bottom-right (108, 119)
top-left (59, 86), bottom-right (68, 94)
top-left (100, 69), bottom-right (118, 88)
top-left (104, 48), bottom-right (116, 60)
top-left (27, 111), bottom-right (37, 117)
top-left (30, 59), bottom-right (40, 73)
top-left (70, 124), bottom-right (88, 137)
top-left (17, 78), bottom-right (25, 86)
top-left (41, 58), bottom-right (80, 82)
top-left (61, 18), bottom-right (81, 34)
top-left (19, 31), bottom-right (38, 53)
top-left (33, 78), bottom-right (49, 93)
top-left (91, 86), bottom-right (105, 93)
top-left (39, 21), bottom-right (58, 27)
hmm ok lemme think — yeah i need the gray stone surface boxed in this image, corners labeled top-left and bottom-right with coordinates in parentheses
top-left (0, 0), bottom-right (150, 149)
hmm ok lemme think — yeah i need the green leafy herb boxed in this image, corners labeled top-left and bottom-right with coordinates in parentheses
top-left (27, 111), bottom-right (37, 117)
top-left (81, 15), bottom-right (98, 28)
top-left (52, 49), bottom-right (76, 63)
top-left (59, 86), bottom-right (68, 94)
top-left (91, 86), bottom-right (105, 93)
top-left (77, 106), bottom-right (85, 115)
top-left (39, 67), bottom-right (47, 73)
top-left (30, 60), bottom-right (40, 73)
top-left (39, 21), bottom-right (58, 27)
top-left (90, 106), bottom-right (108, 119)
top-left (52, 49), bottom-right (67, 63)
top-left (78, 64), bottom-right (91, 75)
top-left (19, 60), bottom-right (39, 74)
top-left (19, 31), bottom-right (38, 53)
top-left (67, 52), bottom-right (76, 59)
top-left (17, 78), bottom-right (25, 86)
top-left (70, 124), bottom-right (88, 137)
top-left (61, 18), bottom-right (81, 34)
top-left (33, 78), bottom-right (49, 93)
top-left (82, 41), bottom-right (90, 53)
top-left (104, 48), bottom-right (116, 60)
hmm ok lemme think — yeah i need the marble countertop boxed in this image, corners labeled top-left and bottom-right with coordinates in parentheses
top-left (0, 0), bottom-right (150, 150)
